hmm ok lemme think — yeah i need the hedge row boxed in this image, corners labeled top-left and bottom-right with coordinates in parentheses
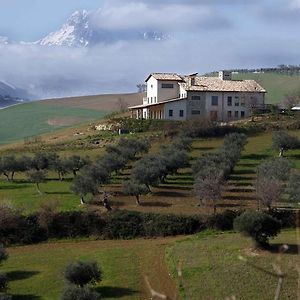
top-left (0, 208), bottom-right (297, 246)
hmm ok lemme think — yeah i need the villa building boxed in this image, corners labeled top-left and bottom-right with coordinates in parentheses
top-left (129, 71), bottom-right (266, 122)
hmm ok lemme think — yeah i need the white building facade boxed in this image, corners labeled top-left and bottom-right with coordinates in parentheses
top-left (130, 71), bottom-right (266, 122)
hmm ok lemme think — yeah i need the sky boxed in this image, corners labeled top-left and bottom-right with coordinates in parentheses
top-left (0, 0), bottom-right (300, 98)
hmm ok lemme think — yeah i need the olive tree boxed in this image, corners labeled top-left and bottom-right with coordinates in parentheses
top-left (123, 180), bottom-right (149, 205)
top-left (234, 210), bottom-right (281, 248)
top-left (272, 131), bottom-right (299, 157)
top-left (27, 169), bottom-right (47, 194)
top-left (64, 261), bottom-right (101, 287)
top-left (287, 171), bottom-right (300, 203)
top-left (131, 155), bottom-right (166, 191)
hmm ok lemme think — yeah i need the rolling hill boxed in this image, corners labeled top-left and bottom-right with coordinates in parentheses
top-left (233, 72), bottom-right (300, 104)
top-left (0, 92), bottom-right (143, 145)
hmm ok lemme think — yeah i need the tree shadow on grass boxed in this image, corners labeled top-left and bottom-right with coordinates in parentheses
top-left (217, 203), bottom-right (246, 208)
top-left (96, 286), bottom-right (138, 298)
top-left (238, 162), bottom-right (259, 167)
top-left (154, 191), bottom-right (186, 198)
top-left (192, 146), bottom-right (215, 151)
top-left (0, 184), bottom-right (30, 190)
top-left (45, 191), bottom-right (72, 195)
top-left (227, 188), bottom-right (254, 193)
top-left (141, 201), bottom-right (172, 208)
top-left (7, 271), bottom-right (40, 281)
top-left (223, 195), bottom-right (256, 201)
top-left (232, 169), bottom-right (256, 175)
top-left (159, 185), bottom-right (192, 191)
top-left (289, 154), bottom-right (300, 160)
top-left (12, 295), bottom-right (42, 300)
top-left (242, 154), bottom-right (270, 160)
top-left (269, 243), bottom-right (300, 255)
top-left (229, 175), bottom-right (253, 181)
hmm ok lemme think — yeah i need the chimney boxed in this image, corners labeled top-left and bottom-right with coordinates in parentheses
top-left (219, 70), bottom-right (232, 81)
top-left (189, 73), bottom-right (198, 86)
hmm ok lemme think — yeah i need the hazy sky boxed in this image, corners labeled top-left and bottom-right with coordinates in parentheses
top-left (0, 0), bottom-right (299, 97)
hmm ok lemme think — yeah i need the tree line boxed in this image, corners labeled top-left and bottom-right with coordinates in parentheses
top-left (122, 137), bottom-right (192, 205)
top-left (193, 133), bottom-right (248, 214)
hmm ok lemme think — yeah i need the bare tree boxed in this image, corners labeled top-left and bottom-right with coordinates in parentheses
top-left (116, 97), bottom-right (128, 113)
top-left (194, 169), bottom-right (223, 215)
top-left (256, 177), bottom-right (282, 210)
top-left (136, 83), bottom-right (147, 93)
top-left (281, 90), bottom-right (300, 109)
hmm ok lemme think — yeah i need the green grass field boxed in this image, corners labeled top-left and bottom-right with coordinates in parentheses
top-left (167, 230), bottom-right (300, 300)
top-left (0, 130), bottom-right (299, 215)
top-left (0, 102), bottom-right (107, 145)
top-left (234, 72), bottom-right (300, 104)
top-left (1, 238), bottom-right (177, 299)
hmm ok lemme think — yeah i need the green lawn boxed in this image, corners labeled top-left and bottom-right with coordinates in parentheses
top-left (1, 238), bottom-right (177, 300)
top-left (234, 72), bottom-right (300, 104)
top-left (0, 102), bottom-right (107, 145)
top-left (167, 230), bottom-right (300, 300)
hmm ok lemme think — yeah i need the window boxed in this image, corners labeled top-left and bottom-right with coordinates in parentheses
top-left (191, 110), bottom-right (201, 115)
top-left (227, 96), bottom-right (232, 106)
top-left (179, 110), bottom-right (184, 117)
top-left (235, 111), bottom-right (239, 118)
top-left (162, 83), bottom-right (174, 89)
top-left (241, 111), bottom-right (245, 118)
top-left (151, 97), bottom-right (153, 103)
top-left (235, 97), bottom-right (239, 106)
top-left (151, 84), bottom-right (153, 88)
top-left (211, 96), bottom-right (219, 106)
top-left (169, 109), bottom-right (173, 117)
top-left (191, 95), bottom-right (201, 100)
top-left (227, 111), bottom-right (232, 119)
top-left (241, 97), bottom-right (245, 107)
top-left (154, 96), bottom-right (157, 102)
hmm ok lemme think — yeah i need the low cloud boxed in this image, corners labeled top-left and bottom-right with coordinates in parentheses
top-left (90, 1), bottom-right (232, 33)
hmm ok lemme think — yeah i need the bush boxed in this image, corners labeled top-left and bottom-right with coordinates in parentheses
top-left (61, 285), bottom-right (101, 300)
top-left (0, 295), bottom-right (12, 300)
top-left (207, 210), bottom-right (240, 231)
top-left (104, 211), bottom-right (144, 239)
top-left (234, 210), bottom-right (281, 247)
top-left (267, 209), bottom-right (296, 228)
top-left (0, 273), bottom-right (8, 292)
top-left (64, 261), bottom-right (102, 287)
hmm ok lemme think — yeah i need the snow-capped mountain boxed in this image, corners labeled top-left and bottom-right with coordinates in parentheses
top-left (0, 81), bottom-right (32, 108)
top-left (37, 10), bottom-right (92, 47)
top-left (35, 10), bottom-right (169, 47)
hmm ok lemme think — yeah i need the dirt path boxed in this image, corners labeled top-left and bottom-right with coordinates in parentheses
top-left (137, 239), bottom-right (179, 299)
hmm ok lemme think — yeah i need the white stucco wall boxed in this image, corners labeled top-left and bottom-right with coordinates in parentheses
top-left (146, 77), bottom-right (158, 104)
top-left (164, 99), bottom-right (187, 121)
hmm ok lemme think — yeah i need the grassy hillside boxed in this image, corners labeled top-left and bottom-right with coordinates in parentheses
top-left (1, 130), bottom-right (299, 215)
top-left (2, 238), bottom-right (177, 299)
top-left (233, 72), bottom-right (300, 104)
top-left (167, 230), bottom-right (299, 300)
top-left (0, 92), bottom-right (143, 145)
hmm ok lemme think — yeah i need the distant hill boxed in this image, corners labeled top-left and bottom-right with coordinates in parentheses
top-left (232, 73), bottom-right (300, 104)
top-left (0, 92), bottom-right (143, 145)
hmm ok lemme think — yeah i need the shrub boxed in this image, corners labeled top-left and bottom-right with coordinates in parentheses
top-left (0, 244), bottom-right (8, 264)
top-left (64, 261), bottom-right (102, 287)
top-left (104, 211), bottom-right (144, 239)
top-left (61, 285), bottom-right (101, 300)
top-left (207, 210), bottom-right (240, 231)
top-left (234, 210), bottom-right (281, 247)
top-left (0, 273), bottom-right (8, 292)
top-left (0, 295), bottom-right (11, 300)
